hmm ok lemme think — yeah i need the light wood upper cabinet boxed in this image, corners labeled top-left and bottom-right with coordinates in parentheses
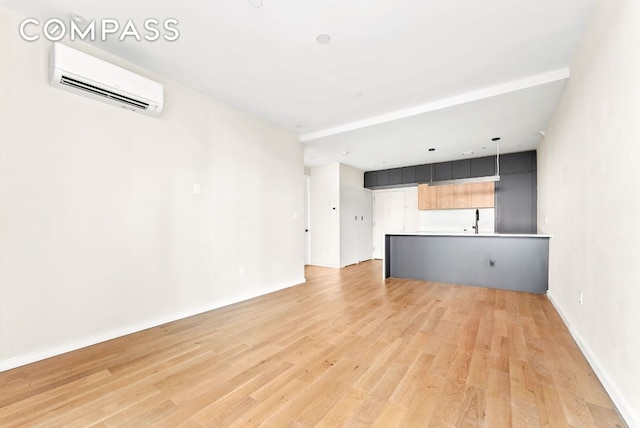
top-left (418, 184), bottom-right (437, 209)
top-left (471, 181), bottom-right (495, 208)
top-left (436, 185), bottom-right (453, 209)
top-left (452, 183), bottom-right (472, 209)
top-left (418, 182), bottom-right (494, 210)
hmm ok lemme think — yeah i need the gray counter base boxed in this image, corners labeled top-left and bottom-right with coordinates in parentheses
top-left (385, 235), bottom-right (549, 294)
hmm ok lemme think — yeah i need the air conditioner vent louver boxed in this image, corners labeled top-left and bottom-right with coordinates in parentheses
top-left (50, 43), bottom-right (163, 116)
top-left (60, 75), bottom-right (149, 110)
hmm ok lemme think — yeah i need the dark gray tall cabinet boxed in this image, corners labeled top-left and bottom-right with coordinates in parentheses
top-left (495, 172), bottom-right (537, 233)
top-left (494, 151), bottom-right (537, 234)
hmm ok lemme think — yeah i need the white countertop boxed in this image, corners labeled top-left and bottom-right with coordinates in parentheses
top-left (386, 232), bottom-right (551, 238)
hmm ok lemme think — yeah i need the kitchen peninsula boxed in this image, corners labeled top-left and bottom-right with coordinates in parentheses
top-left (384, 232), bottom-right (550, 294)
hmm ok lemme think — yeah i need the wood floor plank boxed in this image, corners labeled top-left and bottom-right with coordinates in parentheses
top-left (0, 260), bottom-right (625, 427)
top-left (400, 374), bottom-right (446, 426)
top-left (230, 379), bottom-right (308, 428)
top-left (314, 386), bottom-right (367, 428)
top-left (262, 358), bottom-right (364, 426)
top-left (428, 343), bottom-right (474, 426)
top-left (371, 400), bottom-right (408, 428)
top-left (589, 402), bottom-right (627, 428)
top-left (191, 360), bottom-right (292, 424)
top-left (345, 362), bottom-right (408, 426)
top-left (486, 368), bottom-right (512, 427)
top-left (103, 393), bottom-right (173, 427)
top-left (455, 385), bottom-right (486, 428)
top-left (389, 352), bottom-right (435, 407)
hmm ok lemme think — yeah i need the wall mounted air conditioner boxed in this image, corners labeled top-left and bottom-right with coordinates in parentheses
top-left (50, 43), bottom-right (163, 117)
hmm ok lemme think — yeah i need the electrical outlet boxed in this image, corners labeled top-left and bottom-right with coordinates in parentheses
top-left (238, 266), bottom-right (245, 276)
top-left (193, 183), bottom-right (201, 194)
top-left (578, 290), bottom-right (583, 305)
top-left (489, 260), bottom-right (496, 268)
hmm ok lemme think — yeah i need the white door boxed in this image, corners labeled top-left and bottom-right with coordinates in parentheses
top-left (340, 186), bottom-right (360, 267)
top-left (340, 187), bottom-right (373, 267)
top-left (310, 185), bottom-right (339, 267)
top-left (373, 190), bottom-right (406, 259)
top-left (359, 189), bottom-right (373, 262)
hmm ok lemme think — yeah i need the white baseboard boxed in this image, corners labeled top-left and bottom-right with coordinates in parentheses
top-left (547, 292), bottom-right (637, 427)
top-left (0, 277), bottom-right (306, 373)
top-left (308, 263), bottom-right (341, 269)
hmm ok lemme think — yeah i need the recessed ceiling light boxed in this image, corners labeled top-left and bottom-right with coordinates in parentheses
top-left (295, 124), bottom-right (303, 129)
top-left (341, 151), bottom-right (349, 156)
top-left (381, 161), bottom-right (387, 164)
top-left (249, 0), bottom-right (263, 8)
top-left (428, 148), bottom-right (436, 152)
top-left (481, 146), bottom-right (487, 150)
top-left (316, 34), bottom-right (331, 44)
top-left (462, 151), bottom-right (474, 156)
top-left (308, 155), bottom-right (316, 160)
top-left (354, 92), bottom-right (364, 98)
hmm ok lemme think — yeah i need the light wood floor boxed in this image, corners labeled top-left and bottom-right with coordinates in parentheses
top-left (0, 261), bottom-right (625, 427)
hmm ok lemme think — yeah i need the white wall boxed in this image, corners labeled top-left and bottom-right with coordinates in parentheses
top-left (372, 189), bottom-right (408, 259)
top-left (340, 186), bottom-right (372, 267)
top-left (339, 163), bottom-right (364, 189)
top-left (537, 0), bottom-right (640, 424)
top-left (309, 163), bottom-right (369, 267)
top-left (0, 6), bottom-right (305, 370)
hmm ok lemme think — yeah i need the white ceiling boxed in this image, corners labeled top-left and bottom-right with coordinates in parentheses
top-left (1, 0), bottom-right (596, 170)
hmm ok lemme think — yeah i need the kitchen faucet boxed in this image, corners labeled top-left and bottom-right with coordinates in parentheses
top-left (472, 209), bottom-right (479, 234)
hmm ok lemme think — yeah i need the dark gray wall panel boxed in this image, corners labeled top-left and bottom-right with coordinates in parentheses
top-left (434, 163), bottom-right (452, 181)
top-left (376, 170), bottom-right (390, 186)
top-left (402, 166), bottom-right (416, 184)
top-left (500, 152), bottom-right (535, 174)
top-left (471, 156), bottom-right (496, 177)
top-left (388, 235), bottom-right (549, 293)
top-left (451, 160), bottom-right (471, 179)
top-left (416, 164), bottom-right (432, 183)
top-left (389, 168), bottom-right (403, 185)
top-left (531, 151), bottom-right (537, 171)
top-left (364, 171), bottom-right (376, 188)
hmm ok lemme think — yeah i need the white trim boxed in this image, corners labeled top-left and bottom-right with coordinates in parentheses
top-left (300, 69), bottom-right (570, 142)
top-left (547, 292), bottom-right (637, 427)
top-left (0, 277), bottom-right (306, 373)
top-left (307, 263), bottom-right (341, 269)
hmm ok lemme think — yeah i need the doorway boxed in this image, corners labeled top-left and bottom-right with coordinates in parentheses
top-left (304, 175), bottom-right (311, 265)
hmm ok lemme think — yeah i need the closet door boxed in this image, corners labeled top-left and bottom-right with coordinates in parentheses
top-left (358, 189), bottom-right (373, 263)
top-left (340, 186), bottom-right (360, 267)
top-left (340, 187), bottom-right (373, 266)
